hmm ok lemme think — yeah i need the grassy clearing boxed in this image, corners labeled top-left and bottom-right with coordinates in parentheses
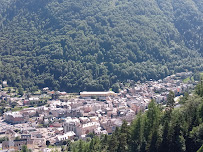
top-left (183, 77), bottom-right (190, 83)
top-left (11, 106), bottom-right (29, 112)
top-left (200, 72), bottom-right (203, 77)
top-left (183, 76), bottom-right (194, 83)
top-left (3, 87), bottom-right (15, 92)
top-left (33, 90), bottom-right (42, 95)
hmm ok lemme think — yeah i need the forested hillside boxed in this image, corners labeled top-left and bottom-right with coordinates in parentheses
top-left (0, 0), bottom-right (203, 92)
top-left (67, 82), bottom-right (203, 152)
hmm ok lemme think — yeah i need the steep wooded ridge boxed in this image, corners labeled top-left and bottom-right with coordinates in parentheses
top-left (0, 0), bottom-right (203, 92)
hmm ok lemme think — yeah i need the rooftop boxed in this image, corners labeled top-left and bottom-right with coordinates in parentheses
top-left (80, 91), bottom-right (116, 95)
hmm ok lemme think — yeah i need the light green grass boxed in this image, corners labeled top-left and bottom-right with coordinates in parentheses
top-left (3, 87), bottom-right (15, 91)
top-left (200, 72), bottom-right (203, 77)
top-left (183, 77), bottom-right (190, 83)
top-left (33, 90), bottom-right (42, 95)
top-left (183, 76), bottom-right (194, 83)
top-left (11, 106), bottom-right (29, 112)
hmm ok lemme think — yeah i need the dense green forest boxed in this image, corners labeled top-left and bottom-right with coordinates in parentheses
top-left (65, 81), bottom-right (203, 152)
top-left (0, 0), bottom-right (203, 92)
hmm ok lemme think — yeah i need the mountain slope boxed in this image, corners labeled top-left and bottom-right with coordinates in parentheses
top-left (0, 0), bottom-right (203, 92)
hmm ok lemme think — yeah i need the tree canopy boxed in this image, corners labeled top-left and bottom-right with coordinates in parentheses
top-left (0, 0), bottom-right (203, 92)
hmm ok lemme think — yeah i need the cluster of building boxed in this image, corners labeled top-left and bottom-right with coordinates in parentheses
top-left (0, 72), bottom-right (196, 151)
top-left (121, 72), bottom-right (195, 105)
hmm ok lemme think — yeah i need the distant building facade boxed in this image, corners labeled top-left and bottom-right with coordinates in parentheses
top-left (80, 91), bottom-right (117, 100)
top-left (4, 112), bottom-right (29, 124)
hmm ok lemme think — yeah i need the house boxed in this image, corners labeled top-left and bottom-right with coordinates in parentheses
top-left (2, 81), bottom-right (8, 87)
top-left (21, 134), bottom-right (31, 140)
top-left (31, 132), bottom-right (43, 138)
top-left (2, 139), bottom-right (33, 151)
top-left (76, 122), bottom-right (100, 136)
top-left (59, 92), bottom-right (67, 96)
top-left (55, 128), bottom-right (64, 135)
top-left (5, 129), bottom-right (18, 140)
top-left (23, 100), bottom-right (30, 106)
top-left (79, 117), bottom-right (90, 124)
top-left (43, 87), bottom-right (49, 93)
top-left (63, 117), bottom-right (80, 133)
top-left (50, 122), bottom-right (62, 128)
top-left (50, 108), bottom-right (67, 118)
top-left (32, 138), bottom-right (46, 148)
top-left (69, 108), bottom-right (83, 117)
top-left (21, 108), bottom-right (37, 117)
top-left (4, 112), bottom-right (28, 124)
top-left (94, 127), bottom-right (108, 135)
top-left (37, 106), bottom-right (49, 114)
top-left (55, 131), bottom-right (75, 143)
top-left (29, 97), bottom-right (40, 105)
top-left (100, 119), bottom-right (114, 134)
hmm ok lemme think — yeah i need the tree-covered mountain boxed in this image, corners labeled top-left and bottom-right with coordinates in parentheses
top-left (0, 0), bottom-right (203, 92)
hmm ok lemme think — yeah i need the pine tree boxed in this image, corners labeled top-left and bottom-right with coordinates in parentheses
top-left (100, 134), bottom-right (108, 151)
top-left (78, 140), bottom-right (84, 152)
top-left (145, 100), bottom-right (162, 152)
top-left (117, 120), bottom-right (129, 152)
top-left (89, 138), bottom-right (94, 152)
top-left (160, 120), bottom-right (170, 152)
top-left (170, 112), bottom-right (186, 152)
top-left (130, 113), bottom-right (145, 152)
top-left (196, 78), bottom-right (203, 97)
top-left (107, 133), bottom-right (118, 152)
top-left (166, 91), bottom-right (175, 111)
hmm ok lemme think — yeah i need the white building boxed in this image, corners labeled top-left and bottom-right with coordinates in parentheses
top-left (55, 131), bottom-right (75, 142)
top-left (80, 91), bottom-right (117, 100)
top-left (76, 122), bottom-right (100, 136)
top-left (63, 117), bottom-right (80, 133)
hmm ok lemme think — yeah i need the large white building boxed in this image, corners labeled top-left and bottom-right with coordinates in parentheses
top-left (80, 91), bottom-right (117, 100)
top-left (63, 117), bottom-right (101, 137)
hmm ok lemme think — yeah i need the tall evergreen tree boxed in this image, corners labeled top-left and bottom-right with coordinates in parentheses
top-left (130, 113), bottom-right (146, 152)
top-left (117, 120), bottom-right (129, 152)
top-left (196, 78), bottom-right (203, 97)
top-left (107, 133), bottom-right (118, 152)
top-left (101, 134), bottom-right (108, 151)
top-left (145, 100), bottom-right (162, 152)
top-left (78, 140), bottom-right (84, 152)
top-left (166, 91), bottom-right (175, 111)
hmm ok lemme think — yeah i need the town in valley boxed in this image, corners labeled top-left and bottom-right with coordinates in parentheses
top-left (0, 72), bottom-right (196, 151)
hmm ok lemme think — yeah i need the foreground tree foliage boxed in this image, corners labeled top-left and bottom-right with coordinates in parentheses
top-left (0, 0), bottom-right (203, 92)
top-left (69, 82), bottom-right (203, 152)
